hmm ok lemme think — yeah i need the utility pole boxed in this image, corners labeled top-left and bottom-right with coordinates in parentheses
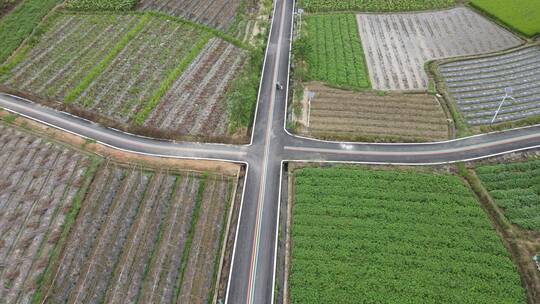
top-left (491, 87), bottom-right (516, 125)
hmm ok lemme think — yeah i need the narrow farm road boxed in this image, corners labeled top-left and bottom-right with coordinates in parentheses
top-left (1, 0), bottom-right (540, 304)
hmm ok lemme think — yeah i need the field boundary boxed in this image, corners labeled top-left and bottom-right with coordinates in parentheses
top-left (459, 165), bottom-right (540, 302)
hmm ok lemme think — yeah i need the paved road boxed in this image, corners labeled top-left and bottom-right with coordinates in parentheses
top-left (1, 0), bottom-right (540, 303)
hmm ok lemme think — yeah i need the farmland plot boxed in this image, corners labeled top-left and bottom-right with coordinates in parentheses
top-left (298, 0), bottom-right (455, 13)
top-left (145, 38), bottom-right (247, 137)
top-left (138, 0), bottom-right (242, 30)
top-left (38, 165), bottom-right (234, 304)
top-left (300, 83), bottom-right (448, 142)
top-left (0, 123), bottom-right (97, 303)
top-left (471, 0), bottom-right (540, 37)
top-left (1, 12), bottom-right (248, 140)
top-left (289, 166), bottom-right (526, 303)
top-left (357, 7), bottom-right (521, 90)
top-left (476, 158), bottom-right (540, 232)
top-left (439, 46), bottom-right (540, 126)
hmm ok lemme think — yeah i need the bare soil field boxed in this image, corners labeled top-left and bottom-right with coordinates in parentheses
top-left (357, 7), bottom-right (522, 91)
top-left (144, 38), bottom-right (247, 137)
top-left (438, 45), bottom-right (540, 126)
top-left (298, 83), bottom-right (449, 142)
top-left (0, 123), bottom-right (97, 303)
top-left (138, 0), bottom-right (242, 30)
top-left (0, 12), bottom-right (248, 142)
top-left (37, 164), bottom-right (235, 304)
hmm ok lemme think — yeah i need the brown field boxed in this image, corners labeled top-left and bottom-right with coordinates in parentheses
top-left (298, 83), bottom-right (449, 142)
top-left (39, 165), bottom-right (235, 304)
top-left (357, 7), bottom-right (521, 90)
top-left (0, 121), bottom-right (239, 303)
top-left (0, 123), bottom-right (96, 302)
top-left (138, 0), bottom-right (243, 30)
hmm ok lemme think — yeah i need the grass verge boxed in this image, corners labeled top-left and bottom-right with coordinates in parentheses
top-left (0, 0), bottom-right (62, 64)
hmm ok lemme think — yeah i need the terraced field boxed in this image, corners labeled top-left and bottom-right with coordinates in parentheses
top-left (439, 46), bottom-right (540, 126)
top-left (476, 158), bottom-right (540, 232)
top-left (0, 123), bottom-right (97, 303)
top-left (1, 12), bottom-right (248, 140)
top-left (38, 165), bottom-right (234, 304)
top-left (300, 83), bottom-right (448, 142)
top-left (356, 7), bottom-right (521, 90)
top-left (138, 0), bottom-right (242, 30)
top-left (289, 166), bottom-right (526, 303)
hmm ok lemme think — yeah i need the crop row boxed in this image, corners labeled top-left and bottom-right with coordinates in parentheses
top-left (440, 46), bottom-right (540, 126)
top-left (476, 158), bottom-right (540, 232)
top-left (37, 164), bottom-right (233, 304)
top-left (303, 14), bottom-right (369, 90)
top-left (0, 124), bottom-right (96, 303)
top-left (289, 167), bottom-right (526, 304)
top-left (138, 0), bottom-right (241, 30)
top-left (305, 84), bottom-right (448, 142)
top-left (356, 7), bottom-right (521, 90)
top-left (1, 12), bottom-right (248, 140)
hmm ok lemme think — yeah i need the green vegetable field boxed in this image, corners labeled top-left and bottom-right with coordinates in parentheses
top-left (290, 167), bottom-right (526, 304)
top-left (298, 0), bottom-right (455, 13)
top-left (471, 0), bottom-right (540, 37)
top-left (476, 158), bottom-right (540, 231)
top-left (303, 14), bottom-right (369, 90)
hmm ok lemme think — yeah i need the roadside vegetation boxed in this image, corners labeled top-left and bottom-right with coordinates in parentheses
top-left (476, 158), bottom-right (540, 232)
top-left (0, 0), bottom-right (62, 64)
top-left (297, 0), bottom-right (455, 12)
top-left (289, 166), bottom-right (526, 303)
top-left (470, 0), bottom-right (540, 37)
top-left (66, 0), bottom-right (137, 11)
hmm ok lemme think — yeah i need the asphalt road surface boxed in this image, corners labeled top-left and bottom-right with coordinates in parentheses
top-left (1, 0), bottom-right (540, 303)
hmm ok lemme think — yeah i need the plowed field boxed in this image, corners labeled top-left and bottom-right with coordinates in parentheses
top-left (0, 123), bottom-right (97, 303)
top-left (357, 7), bottom-right (521, 90)
top-left (138, 0), bottom-right (242, 30)
top-left (300, 83), bottom-right (448, 142)
top-left (439, 46), bottom-right (540, 126)
top-left (1, 12), bottom-right (247, 141)
top-left (38, 165), bottom-right (234, 304)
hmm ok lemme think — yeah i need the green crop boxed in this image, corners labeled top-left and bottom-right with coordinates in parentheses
top-left (289, 167), bottom-right (526, 303)
top-left (476, 158), bottom-right (540, 231)
top-left (471, 0), bottom-right (540, 37)
top-left (302, 14), bottom-right (369, 90)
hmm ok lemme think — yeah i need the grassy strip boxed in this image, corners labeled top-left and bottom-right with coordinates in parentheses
top-left (172, 173), bottom-right (208, 303)
top-left (32, 157), bottom-right (102, 304)
top-left (140, 11), bottom-right (251, 51)
top-left (133, 33), bottom-right (211, 125)
top-left (0, 0), bottom-right (61, 64)
top-left (134, 175), bottom-right (181, 304)
top-left (64, 14), bottom-right (150, 104)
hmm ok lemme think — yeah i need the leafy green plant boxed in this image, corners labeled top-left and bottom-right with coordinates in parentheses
top-left (0, 0), bottom-right (62, 64)
top-left (289, 166), bottom-right (526, 304)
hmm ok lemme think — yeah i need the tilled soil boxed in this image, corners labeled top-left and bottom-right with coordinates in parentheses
top-left (357, 7), bottom-right (522, 90)
top-left (0, 124), bottom-right (92, 303)
top-left (138, 0), bottom-right (242, 30)
top-left (39, 165), bottom-right (234, 304)
top-left (299, 83), bottom-right (449, 142)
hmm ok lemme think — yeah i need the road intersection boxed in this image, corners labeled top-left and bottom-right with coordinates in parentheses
top-left (1, 0), bottom-right (540, 303)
